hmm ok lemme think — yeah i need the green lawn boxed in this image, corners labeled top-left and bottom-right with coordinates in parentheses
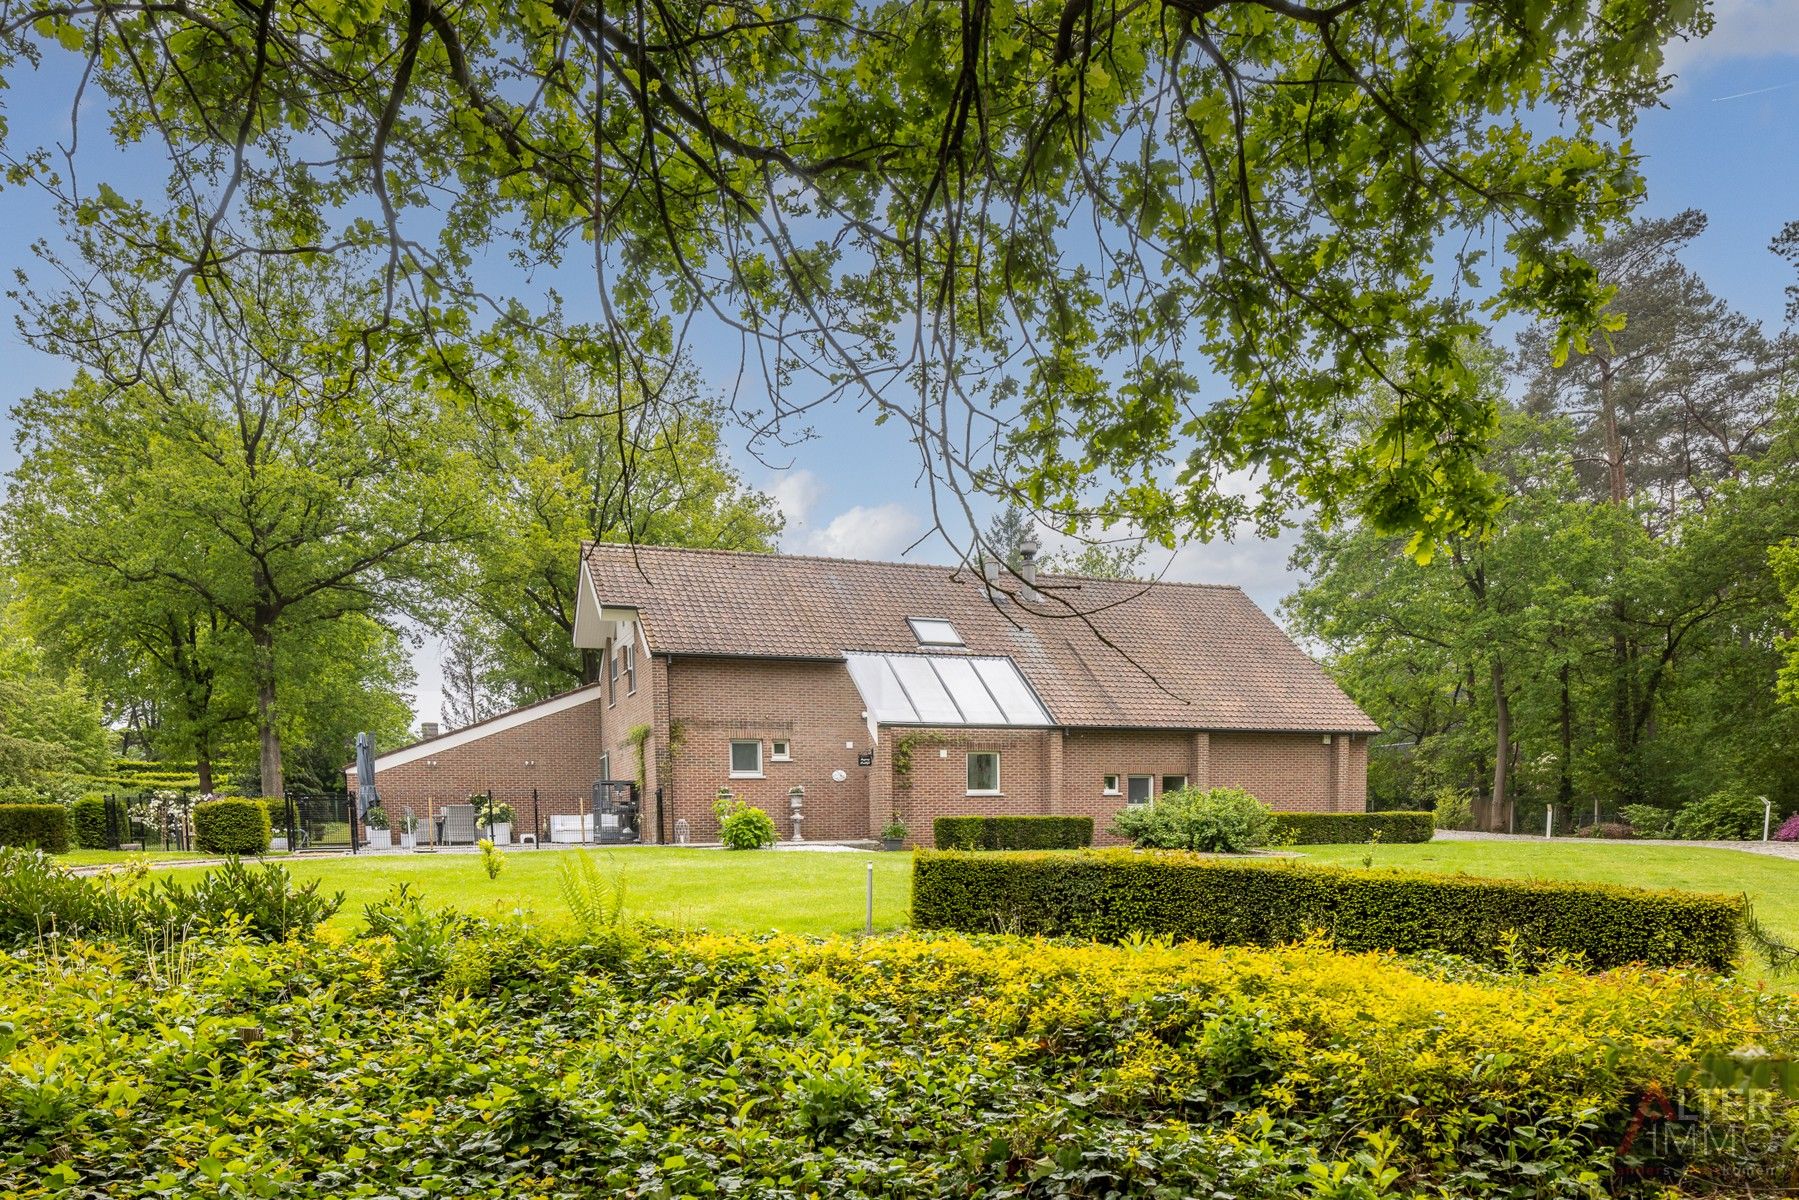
top-left (58, 849), bottom-right (212, 866)
top-left (159, 847), bottom-right (916, 936)
top-left (135, 838), bottom-right (1799, 954)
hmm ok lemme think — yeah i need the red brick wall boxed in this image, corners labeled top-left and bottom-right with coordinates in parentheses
top-left (660, 656), bottom-right (875, 842)
top-left (356, 690), bottom-right (606, 840)
top-left (599, 625), bottom-right (657, 800)
top-left (1209, 731), bottom-right (1368, 813)
top-left (882, 727), bottom-right (1058, 845)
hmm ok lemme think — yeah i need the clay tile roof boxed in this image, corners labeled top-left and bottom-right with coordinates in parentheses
top-left (582, 542), bottom-right (1377, 734)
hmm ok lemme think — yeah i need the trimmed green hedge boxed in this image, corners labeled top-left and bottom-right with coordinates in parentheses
top-left (193, 798), bottom-right (271, 855)
top-left (1274, 811), bottom-right (1435, 845)
top-left (70, 795), bottom-right (109, 849)
top-left (911, 849), bottom-right (1743, 971)
top-left (933, 815), bottom-right (1094, 850)
top-left (0, 804), bottom-right (73, 854)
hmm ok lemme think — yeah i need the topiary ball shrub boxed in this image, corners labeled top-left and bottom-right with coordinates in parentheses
top-left (0, 804), bottom-right (73, 854)
top-left (1776, 813), bottom-right (1799, 842)
top-left (193, 798), bottom-right (272, 855)
top-left (1110, 787), bottom-right (1275, 853)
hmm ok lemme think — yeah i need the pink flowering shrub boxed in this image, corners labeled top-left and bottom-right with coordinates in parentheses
top-left (1775, 812), bottom-right (1799, 842)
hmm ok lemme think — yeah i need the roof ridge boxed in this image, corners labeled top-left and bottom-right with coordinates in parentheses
top-left (582, 540), bottom-right (1245, 591)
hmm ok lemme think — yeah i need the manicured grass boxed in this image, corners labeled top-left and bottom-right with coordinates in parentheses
top-left (1296, 839), bottom-right (1799, 947)
top-left (159, 847), bottom-right (916, 936)
top-left (146, 838), bottom-right (1799, 964)
top-left (57, 849), bottom-right (213, 866)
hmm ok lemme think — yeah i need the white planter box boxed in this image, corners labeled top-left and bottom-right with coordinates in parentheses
top-left (485, 823), bottom-right (512, 846)
top-left (270, 836), bottom-right (288, 853)
top-left (400, 832), bottom-right (416, 850)
top-left (362, 828), bottom-right (392, 849)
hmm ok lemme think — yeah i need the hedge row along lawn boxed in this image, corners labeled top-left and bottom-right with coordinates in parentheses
top-left (3, 907), bottom-right (1796, 1198)
top-left (1274, 810), bottom-right (1435, 844)
top-left (912, 849), bottom-right (1745, 970)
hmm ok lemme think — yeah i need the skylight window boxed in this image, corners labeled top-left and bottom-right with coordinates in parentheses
top-left (907, 617), bottom-right (964, 646)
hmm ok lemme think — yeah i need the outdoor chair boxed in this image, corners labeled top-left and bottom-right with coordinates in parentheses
top-left (440, 803), bottom-right (477, 846)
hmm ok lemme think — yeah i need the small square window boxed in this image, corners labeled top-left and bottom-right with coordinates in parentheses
top-left (966, 751), bottom-right (1000, 794)
top-left (1126, 775), bottom-right (1153, 805)
top-left (907, 617), bottom-right (964, 647)
top-left (771, 740), bottom-right (791, 761)
top-left (1102, 774), bottom-right (1121, 795)
top-left (1162, 775), bottom-right (1188, 795)
top-left (730, 739), bottom-right (763, 777)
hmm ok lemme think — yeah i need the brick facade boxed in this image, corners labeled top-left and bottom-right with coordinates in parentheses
top-left (364, 645), bottom-right (1370, 846)
top-left (347, 689), bottom-right (607, 841)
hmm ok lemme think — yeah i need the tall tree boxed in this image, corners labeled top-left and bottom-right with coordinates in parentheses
top-left (10, 253), bottom-right (481, 796)
top-left (1518, 210), bottom-right (1797, 804)
top-left (449, 352), bottom-right (780, 707)
top-left (2, 1), bottom-right (1708, 560)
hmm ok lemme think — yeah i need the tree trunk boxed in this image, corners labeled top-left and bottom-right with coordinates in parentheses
top-left (1558, 661), bottom-right (1574, 818)
top-left (1489, 659), bottom-right (1512, 834)
top-left (253, 621), bottom-right (284, 798)
top-left (1600, 360), bottom-right (1626, 505)
top-left (196, 739), bottom-right (214, 795)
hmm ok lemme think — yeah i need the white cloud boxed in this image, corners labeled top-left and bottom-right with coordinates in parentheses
top-left (768, 467), bottom-right (824, 532)
top-left (1663, 0), bottom-right (1799, 72)
top-left (798, 502), bottom-right (925, 560)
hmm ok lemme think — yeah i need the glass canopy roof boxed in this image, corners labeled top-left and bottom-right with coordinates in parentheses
top-left (844, 652), bottom-right (1053, 727)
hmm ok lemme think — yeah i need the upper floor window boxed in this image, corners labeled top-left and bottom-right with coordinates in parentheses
top-left (907, 617), bottom-right (964, 647)
top-left (624, 644), bottom-right (637, 694)
top-left (607, 648), bottom-right (619, 705)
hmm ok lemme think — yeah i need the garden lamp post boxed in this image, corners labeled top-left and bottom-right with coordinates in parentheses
top-left (1763, 795), bottom-right (1773, 843)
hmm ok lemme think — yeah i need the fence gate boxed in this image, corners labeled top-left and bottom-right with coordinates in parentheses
top-left (279, 792), bottom-right (359, 853)
top-left (590, 780), bottom-right (641, 844)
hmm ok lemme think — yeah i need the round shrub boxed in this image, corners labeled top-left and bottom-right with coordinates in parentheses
top-left (193, 798), bottom-right (271, 855)
top-left (713, 790), bottom-right (776, 850)
top-left (70, 794), bottom-right (110, 849)
top-left (1110, 786), bottom-right (1275, 853)
top-left (0, 804), bottom-right (72, 854)
top-left (1775, 813), bottom-right (1799, 843)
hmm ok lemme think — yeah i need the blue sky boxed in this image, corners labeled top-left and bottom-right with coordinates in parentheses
top-left (3, 0), bottom-right (1798, 725)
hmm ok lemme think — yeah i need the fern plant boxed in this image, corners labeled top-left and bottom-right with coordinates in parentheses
top-left (558, 853), bottom-right (627, 932)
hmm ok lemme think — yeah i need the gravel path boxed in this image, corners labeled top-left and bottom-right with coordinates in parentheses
top-left (1435, 828), bottom-right (1799, 861)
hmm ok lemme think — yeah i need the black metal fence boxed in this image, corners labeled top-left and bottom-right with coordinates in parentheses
top-left (274, 793), bottom-right (360, 853)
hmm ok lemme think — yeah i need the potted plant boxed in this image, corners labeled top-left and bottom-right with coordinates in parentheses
top-left (475, 796), bottom-right (514, 846)
top-left (398, 810), bottom-right (418, 850)
top-left (362, 806), bottom-right (392, 849)
top-left (879, 816), bottom-right (907, 852)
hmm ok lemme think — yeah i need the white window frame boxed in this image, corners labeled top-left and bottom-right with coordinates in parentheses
top-left (770, 739), bottom-right (792, 762)
top-left (599, 752), bottom-right (611, 781)
top-left (966, 751), bottom-right (1001, 796)
top-left (729, 739), bottom-right (763, 778)
top-left (1161, 774), bottom-right (1188, 795)
top-left (1126, 774), bottom-right (1154, 806)
top-left (624, 644), bottom-right (637, 694)
top-left (907, 616), bottom-right (965, 647)
top-left (607, 648), bottom-right (619, 705)
top-left (1102, 774), bottom-right (1121, 795)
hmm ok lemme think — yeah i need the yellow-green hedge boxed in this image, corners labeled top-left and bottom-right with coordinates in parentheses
top-left (1274, 811), bottom-right (1434, 844)
top-left (911, 849), bottom-right (1743, 971)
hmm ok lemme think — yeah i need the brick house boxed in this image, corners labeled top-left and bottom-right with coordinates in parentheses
top-left (356, 541), bottom-right (1377, 844)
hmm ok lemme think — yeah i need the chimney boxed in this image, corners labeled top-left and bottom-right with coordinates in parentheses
top-left (420, 722), bottom-right (440, 740)
top-left (1018, 533), bottom-right (1041, 601)
top-left (981, 553), bottom-right (1002, 600)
